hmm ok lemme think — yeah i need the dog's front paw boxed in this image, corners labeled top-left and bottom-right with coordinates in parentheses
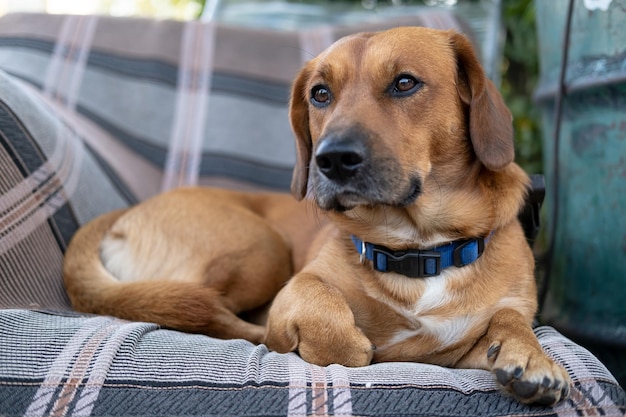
top-left (266, 304), bottom-right (375, 367)
top-left (297, 324), bottom-right (375, 367)
top-left (488, 340), bottom-right (571, 406)
top-left (265, 274), bottom-right (375, 367)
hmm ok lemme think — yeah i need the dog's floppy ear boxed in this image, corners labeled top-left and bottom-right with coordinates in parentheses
top-left (289, 64), bottom-right (313, 200)
top-left (451, 32), bottom-right (514, 171)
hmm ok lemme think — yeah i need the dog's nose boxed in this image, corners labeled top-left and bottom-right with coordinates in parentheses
top-left (315, 140), bottom-right (365, 181)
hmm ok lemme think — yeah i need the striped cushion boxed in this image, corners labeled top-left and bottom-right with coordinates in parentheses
top-left (0, 310), bottom-right (624, 416)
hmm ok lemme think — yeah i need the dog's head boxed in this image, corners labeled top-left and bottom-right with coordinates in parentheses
top-left (290, 27), bottom-right (526, 242)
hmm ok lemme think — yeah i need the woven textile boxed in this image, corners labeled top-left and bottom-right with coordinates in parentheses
top-left (0, 11), bottom-right (625, 417)
top-left (0, 70), bottom-right (129, 310)
top-left (0, 310), bottom-right (625, 417)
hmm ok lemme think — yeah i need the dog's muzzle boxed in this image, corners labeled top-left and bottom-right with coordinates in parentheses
top-left (310, 126), bottom-right (422, 211)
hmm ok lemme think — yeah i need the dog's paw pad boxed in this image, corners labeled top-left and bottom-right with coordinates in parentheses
top-left (493, 360), bottom-right (571, 406)
top-left (495, 366), bottom-right (522, 385)
top-left (511, 379), bottom-right (539, 399)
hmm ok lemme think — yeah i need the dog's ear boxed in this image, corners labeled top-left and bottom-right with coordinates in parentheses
top-left (451, 32), bottom-right (514, 171)
top-left (289, 64), bottom-right (313, 200)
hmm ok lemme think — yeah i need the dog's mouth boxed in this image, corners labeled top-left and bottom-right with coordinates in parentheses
top-left (394, 177), bottom-right (422, 208)
top-left (324, 192), bottom-right (363, 212)
top-left (314, 175), bottom-right (422, 212)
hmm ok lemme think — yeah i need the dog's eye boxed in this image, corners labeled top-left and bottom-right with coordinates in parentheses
top-left (311, 85), bottom-right (331, 107)
top-left (390, 75), bottom-right (423, 97)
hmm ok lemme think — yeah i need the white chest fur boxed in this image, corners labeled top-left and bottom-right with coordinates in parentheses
top-left (375, 269), bottom-right (485, 352)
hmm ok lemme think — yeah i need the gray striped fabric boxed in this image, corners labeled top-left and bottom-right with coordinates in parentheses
top-left (0, 11), bottom-right (625, 417)
top-left (0, 310), bottom-right (625, 416)
top-left (0, 70), bottom-right (129, 310)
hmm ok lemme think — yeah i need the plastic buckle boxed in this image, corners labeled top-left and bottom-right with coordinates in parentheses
top-left (453, 238), bottom-right (485, 268)
top-left (372, 246), bottom-right (441, 278)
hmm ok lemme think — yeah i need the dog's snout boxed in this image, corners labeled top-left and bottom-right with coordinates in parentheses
top-left (315, 140), bottom-right (365, 182)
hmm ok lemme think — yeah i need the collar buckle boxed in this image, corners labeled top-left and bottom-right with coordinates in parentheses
top-left (372, 246), bottom-right (441, 278)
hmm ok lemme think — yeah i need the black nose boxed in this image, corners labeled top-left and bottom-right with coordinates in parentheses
top-left (315, 139), bottom-right (365, 181)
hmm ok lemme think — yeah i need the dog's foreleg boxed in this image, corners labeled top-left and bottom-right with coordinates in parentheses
top-left (458, 308), bottom-right (571, 405)
top-left (265, 273), bottom-right (375, 367)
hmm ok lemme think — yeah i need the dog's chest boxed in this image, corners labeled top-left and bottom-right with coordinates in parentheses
top-left (371, 270), bottom-right (485, 355)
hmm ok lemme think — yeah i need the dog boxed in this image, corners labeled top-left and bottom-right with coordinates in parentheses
top-left (63, 27), bottom-right (570, 406)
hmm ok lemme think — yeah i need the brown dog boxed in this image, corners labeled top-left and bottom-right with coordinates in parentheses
top-left (63, 27), bottom-right (570, 406)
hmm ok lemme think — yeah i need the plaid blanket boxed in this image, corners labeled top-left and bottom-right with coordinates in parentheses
top-left (0, 12), bottom-right (624, 417)
top-left (1, 309), bottom-right (625, 417)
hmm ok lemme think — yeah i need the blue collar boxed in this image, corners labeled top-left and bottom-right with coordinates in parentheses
top-left (351, 234), bottom-right (489, 278)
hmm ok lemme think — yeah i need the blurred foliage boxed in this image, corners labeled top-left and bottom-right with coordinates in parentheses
top-left (501, 0), bottom-right (543, 174)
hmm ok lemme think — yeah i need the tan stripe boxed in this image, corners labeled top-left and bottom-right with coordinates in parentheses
top-left (0, 36), bottom-right (88, 244)
top-left (44, 15), bottom-right (98, 110)
top-left (49, 320), bottom-right (124, 417)
top-left (176, 22), bottom-right (200, 186)
top-left (21, 317), bottom-right (119, 417)
top-left (48, 15), bottom-right (85, 105)
top-left (0, 172), bottom-right (65, 252)
top-left (187, 22), bottom-right (215, 184)
top-left (71, 322), bottom-right (155, 416)
top-left (287, 354), bottom-right (308, 417)
top-left (54, 15), bottom-right (83, 106)
top-left (162, 21), bottom-right (195, 191)
top-left (0, 84), bottom-right (84, 252)
top-left (311, 366), bottom-right (328, 416)
top-left (44, 14), bottom-right (76, 101)
top-left (329, 365), bottom-right (352, 416)
top-left (162, 20), bottom-right (215, 191)
top-left (65, 15), bottom-right (99, 111)
top-left (0, 118), bottom-right (82, 254)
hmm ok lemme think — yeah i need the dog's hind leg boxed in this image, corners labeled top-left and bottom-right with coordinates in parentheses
top-left (63, 209), bottom-right (266, 343)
